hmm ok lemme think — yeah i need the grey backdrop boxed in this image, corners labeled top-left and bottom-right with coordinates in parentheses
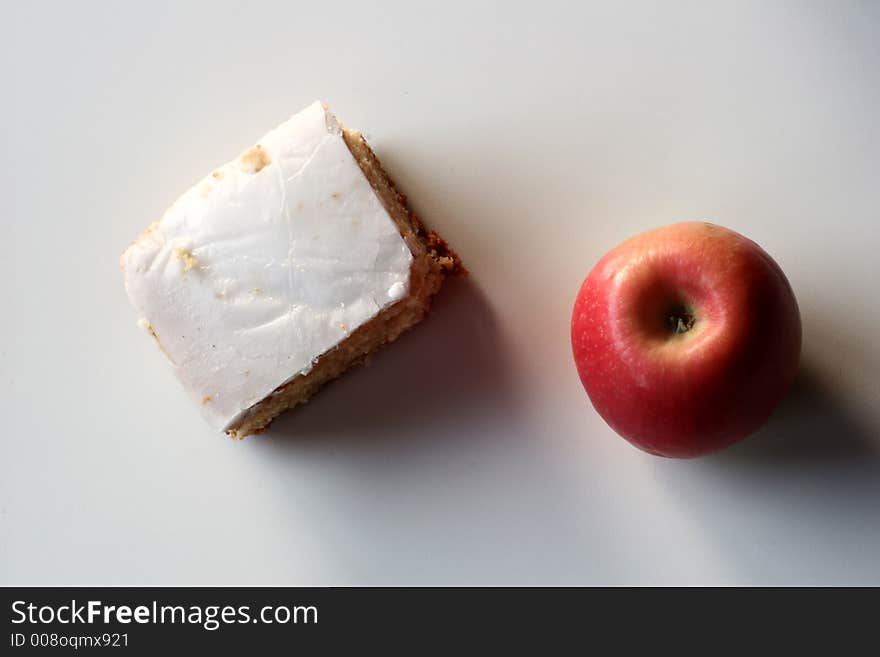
top-left (2, 0), bottom-right (879, 585)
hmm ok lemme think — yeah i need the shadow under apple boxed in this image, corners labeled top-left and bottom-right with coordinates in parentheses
top-left (649, 363), bottom-right (880, 584)
top-left (712, 365), bottom-right (880, 467)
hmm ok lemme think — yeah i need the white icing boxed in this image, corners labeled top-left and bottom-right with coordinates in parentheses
top-left (121, 101), bottom-right (413, 431)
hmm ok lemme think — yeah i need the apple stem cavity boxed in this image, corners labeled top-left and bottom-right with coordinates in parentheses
top-left (666, 303), bottom-right (696, 335)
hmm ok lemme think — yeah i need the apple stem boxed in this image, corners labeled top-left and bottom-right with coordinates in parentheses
top-left (667, 304), bottom-right (696, 335)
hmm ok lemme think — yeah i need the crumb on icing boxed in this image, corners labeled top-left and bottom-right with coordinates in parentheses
top-left (201, 395), bottom-right (212, 404)
top-left (174, 247), bottom-right (199, 272)
top-left (142, 320), bottom-right (174, 360)
top-left (241, 145), bottom-right (270, 173)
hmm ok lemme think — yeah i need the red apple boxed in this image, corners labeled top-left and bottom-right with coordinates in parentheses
top-left (571, 222), bottom-right (801, 458)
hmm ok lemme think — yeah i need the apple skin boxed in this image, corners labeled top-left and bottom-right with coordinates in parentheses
top-left (571, 222), bottom-right (801, 458)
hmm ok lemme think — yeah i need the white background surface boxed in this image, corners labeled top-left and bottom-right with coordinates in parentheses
top-left (2, 0), bottom-right (879, 585)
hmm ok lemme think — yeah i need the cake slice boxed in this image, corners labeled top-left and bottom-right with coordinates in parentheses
top-left (121, 101), bottom-right (462, 437)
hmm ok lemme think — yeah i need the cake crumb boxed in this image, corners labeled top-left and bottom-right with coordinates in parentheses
top-left (174, 247), bottom-right (199, 272)
top-left (241, 145), bottom-right (270, 173)
top-left (143, 321), bottom-right (159, 341)
top-left (140, 320), bottom-right (174, 360)
top-left (201, 395), bottom-right (212, 404)
top-left (212, 170), bottom-right (224, 179)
